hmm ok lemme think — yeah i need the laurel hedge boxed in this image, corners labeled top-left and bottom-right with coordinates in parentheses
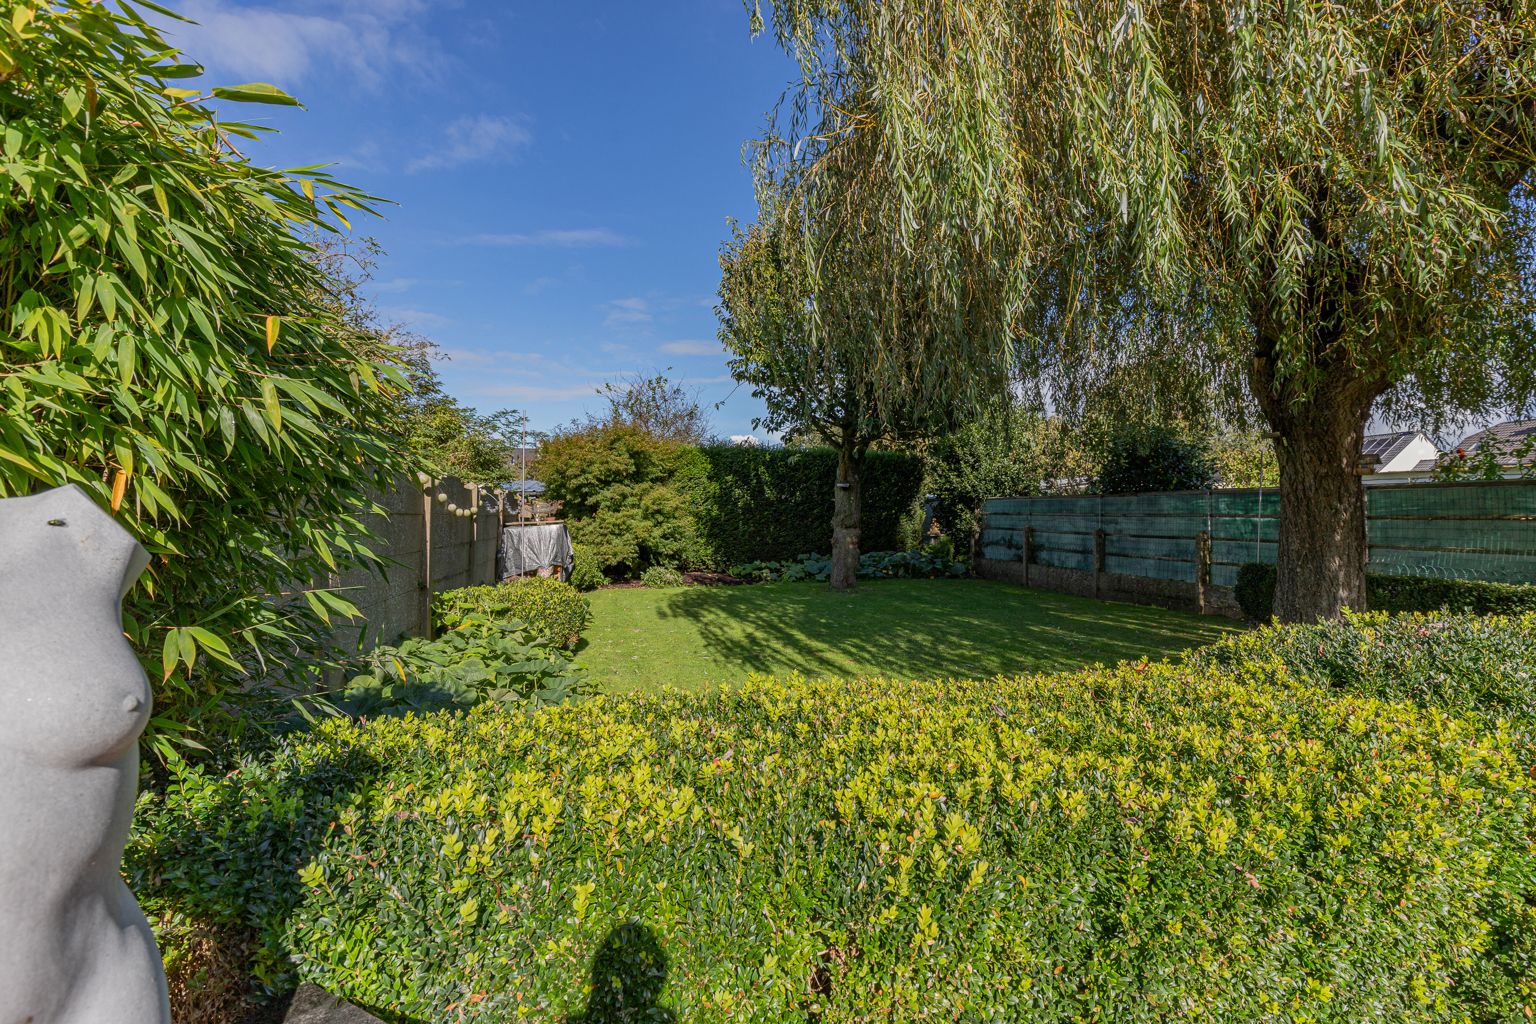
top-left (678, 446), bottom-right (925, 567)
top-left (131, 648), bottom-right (1533, 1022)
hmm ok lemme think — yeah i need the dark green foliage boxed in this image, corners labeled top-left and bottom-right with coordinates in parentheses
top-left (568, 545), bottom-right (608, 592)
top-left (639, 565), bottom-right (687, 589)
top-left (432, 580), bottom-right (591, 649)
top-left (334, 616), bottom-right (588, 718)
top-left (131, 662), bottom-right (1532, 1021)
top-left (1234, 563), bottom-right (1279, 621)
top-left (1094, 424), bottom-right (1217, 495)
top-left (731, 549), bottom-right (966, 583)
top-left (1369, 575), bottom-right (1536, 616)
top-left (1235, 563), bottom-right (1536, 621)
top-left (925, 409), bottom-right (1092, 540)
top-left (684, 446), bottom-right (925, 567)
top-left (537, 425), bottom-right (706, 578)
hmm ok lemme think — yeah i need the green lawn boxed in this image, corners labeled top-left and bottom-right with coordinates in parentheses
top-left (577, 578), bottom-right (1241, 693)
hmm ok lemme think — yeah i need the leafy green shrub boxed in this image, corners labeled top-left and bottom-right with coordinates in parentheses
top-left (732, 549), bottom-right (966, 583)
top-left (1234, 562), bottom-right (1536, 621)
top-left (1369, 574), bottom-right (1536, 615)
top-left (640, 565), bottom-right (687, 588)
top-left (538, 424), bottom-right (708, 577)
top-left (568, 545), bottom-right (608, 592)
top-left (1191, 611), bottom-right (1536, 721)
top-left (131, 665), bottom-right (1532, 1021)
top-left (1233, 562), bottom-right (1278, 620)
top-left (336, 615), bottom-right (589, 717)
top-left (433, 579), bottom-right (590, 649)
top-left (1189, 610), bottom-right (1536, 1014)
top-left (1094, 424), bottom-right (1216, 494)
top-left (0, 2), bottom-right (410, 756)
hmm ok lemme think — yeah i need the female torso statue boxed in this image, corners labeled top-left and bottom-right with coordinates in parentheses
top-left (0, 485), bottom-right (169, 1023)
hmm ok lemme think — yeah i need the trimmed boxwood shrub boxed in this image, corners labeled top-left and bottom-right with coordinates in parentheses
top-left (130, 664), bottom-right (1532, 1022)
top-left (680, 446), bottom-right (925, 567)
top-left (1189, 611), bottom-right (1536, 722)
top-left (1189, 611), bottom-right (1536, 1016)
top-left (431, 579), bottom-right (590, 648)
top-left (1233, 562), bottom-right (1536, 621)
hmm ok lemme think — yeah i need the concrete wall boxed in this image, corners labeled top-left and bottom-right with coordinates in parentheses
top-left (326, 474), bottom-right (499, 654)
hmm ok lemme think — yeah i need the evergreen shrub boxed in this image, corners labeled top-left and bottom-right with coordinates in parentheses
top-left (432, 579), bottom-right (590, 649)
top-left (1234, 562), bottom-right (1536, 621)
top-left (568, 545), bottom-right (608, 592)
top-left (684, 446), bottom-right (925, 567)
top-left (131, 663), bottom-right (1532, 1022)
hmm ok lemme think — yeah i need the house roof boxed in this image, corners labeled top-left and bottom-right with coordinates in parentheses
top-left (1360, 431), bottom-right (1422, 465)
top-left (1455, 419), bottom-right (1536, 463)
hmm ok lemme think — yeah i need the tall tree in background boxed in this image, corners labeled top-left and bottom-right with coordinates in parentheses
top-left (718, 198), bottom-right (1013, 589)
top-left (750, 0), bottom-right (1536, 620)
top-left (592, 372), bottom-right (712, 446)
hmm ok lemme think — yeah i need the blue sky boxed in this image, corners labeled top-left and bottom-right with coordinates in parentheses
top-left (162, 0), bottom-right (796, 440)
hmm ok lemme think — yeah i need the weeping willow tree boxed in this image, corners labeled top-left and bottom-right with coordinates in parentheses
top-left (748, 0), bottom-right (1536, 620)
top-left (719, 165), bottom-right (1016, 588)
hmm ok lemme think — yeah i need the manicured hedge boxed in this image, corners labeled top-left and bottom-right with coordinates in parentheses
top-left (131, 663), bottom-right (1532, 1022)
top-left (1233, 562), bottom-right (1536, 621)
top-left (679, 446), bottom-right (925, 567)
top-left (1190, 612), bottom-right (1536, 1016)
top-left (431, 579), bottom-right (591, 649)
top-left (1190, 611), bottom-right (1536, 723)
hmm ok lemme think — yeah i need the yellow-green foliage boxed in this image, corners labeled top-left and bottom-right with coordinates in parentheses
top-left (131, 663), bottom-right (1532, 1022)
top-left (432, 579), bottom-right (590, 649)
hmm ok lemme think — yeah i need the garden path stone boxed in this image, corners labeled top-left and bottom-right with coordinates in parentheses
top-left (280, 984), bottom-right (384, 1023)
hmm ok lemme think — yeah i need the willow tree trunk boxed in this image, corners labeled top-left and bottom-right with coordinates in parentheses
top-left (829, 445), bottom-right (863, 591)
top-left (1251, 346), bottom-right (1382, 623)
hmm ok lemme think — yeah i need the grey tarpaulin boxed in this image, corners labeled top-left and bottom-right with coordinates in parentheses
top-left (499, 523), bottom-right (574, 580)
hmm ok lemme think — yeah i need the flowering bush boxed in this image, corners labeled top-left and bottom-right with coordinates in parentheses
top-left (433, 579), bottom-right (590, 648)
top-left (131, 649), bottom-right (1532, 1021)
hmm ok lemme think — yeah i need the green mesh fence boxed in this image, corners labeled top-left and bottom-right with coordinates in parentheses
top-left (979, 480), bottom-right (1536, 587)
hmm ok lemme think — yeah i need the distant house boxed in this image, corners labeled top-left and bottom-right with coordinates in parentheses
top-left (1360, 430), bottom-right (1441, 485)
top-left (1435, 418), bottom-right (1536, 479)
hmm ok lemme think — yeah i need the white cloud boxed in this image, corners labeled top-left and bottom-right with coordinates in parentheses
top-left (603, 297), bottom-right (652, 328)
top-left (371, 276), bottom-right (421, 294)
top-left (379, 306), bottom-right (454, 330)
top-left (659, 339), bottom-right (721, 356)
top-left (470, 383), bottom-right (609, 401)
top-left (466, 229), bottom-right (633, 248)
top-left (172, 0), bottom-right (443, 90)
top-left (407, 114), bottom-right (531, 173)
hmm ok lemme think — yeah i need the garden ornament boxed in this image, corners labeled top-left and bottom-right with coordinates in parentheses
top-left (0, 484), bottom-right (170, 1023)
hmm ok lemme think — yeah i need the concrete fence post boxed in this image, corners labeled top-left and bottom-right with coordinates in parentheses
top-left (420, 487), bottom-right (434, 638)
top-left (1022, 526), bottom-right (1034, 587)
top-left (1093, 528), bottom-right (1106, 598)
top-left (1196, 530), bottom-right (1212, 614)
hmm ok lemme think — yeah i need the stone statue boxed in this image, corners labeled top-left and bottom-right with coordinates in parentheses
top-left (0, 484), bottom-right (170, 1024)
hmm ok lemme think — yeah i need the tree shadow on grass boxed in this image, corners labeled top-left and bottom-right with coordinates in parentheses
top-left (567, 921), bottom-right (677, 1024)
top-left (658, 578), bottom-right (1237, 682)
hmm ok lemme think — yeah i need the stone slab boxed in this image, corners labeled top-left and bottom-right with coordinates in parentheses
top-left (280, 984), bottom-right (384, 1024)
